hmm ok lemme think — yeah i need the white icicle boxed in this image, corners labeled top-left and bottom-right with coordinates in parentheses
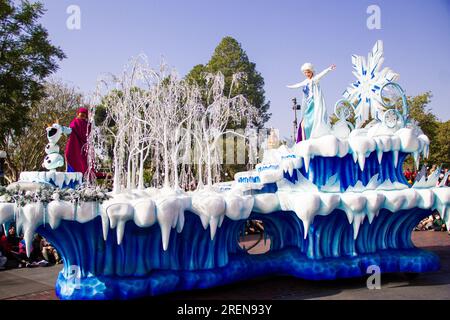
top-left (253, 194), bottom-right (281, 214)
top-left (76, 201), bottom-right (98, 224)
top-left (116, 220), bottom-right (127, 246)
top-left (100, 209), bottom-right (110, 241)
top-left (417, 134), bottom-right (430, 157)
top-left (21, 203), bottom-right (44, 257)
top-left (341, 193), bottom-right (367, 212)
top-left (363, 191), bottom-right (385, 223)
top-left (288, 163), bottom-right (294, 177)
top-left (209, 216), bottom-right (220, 240)
top-left (397, 128), bottom-right (420, 153)
top-left (218, 215), bottom-right (225, 228)
top-left (176, 208), bottom-right (185, 233)
top-left (132, 199), bottom-right (156, 228)
top-left (55, 174), bottom-right (65, 189)
top-left (224, 194), bottom-right (254, 221)
top-left (352, 214), bottom-right (365, 240)
top-left (294, 157), bottom-right (303, 169)
top-left (366, 210), bottom-right (376, 225)
top-left (357, 153), bottom-right (366, 171)
top-left (318, 193), bottom-right (341, 216)
top-left (105, 203), bottom-right (134, 245)
top-left (416, 188), bottom-right (435, 209)
top-left (413, 151), bottom-right (420, 171)
top-left (348, 136), bottom-right (376, 169)
top-left (155, 195), bottom-right (189, 250)
top-left (0, 203), bottom-right (15, 225)
top-left (191, 192), bottom-right (225, 240)
top-left (340, 193), bottom-right (367, 224)
top-left (432, 188), bottom-right (450, 228)
top-left (198, 213), bottom-right (209, 229)
top-left (383, 190), bottom-right (408, 212)
top-left (303, 154), bottom-right (311, 173)
top-left (277, 192), bottom-right (320, 239)
top-left (402, 189), bottom-right (419, 210)
top-left (377, 149), bottom-right (383, 164)
top-left (392, 150), bottom-right (399, 168)
top-left (352, 151), bottom-right (358, 164)
top-left (47, 200), bottom-right (74, 229)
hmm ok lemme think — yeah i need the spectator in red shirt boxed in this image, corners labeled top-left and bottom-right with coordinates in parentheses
top-left (0, 233), bottom-right (11, 255)
top-left (404, 168), bottom-right (412, 181)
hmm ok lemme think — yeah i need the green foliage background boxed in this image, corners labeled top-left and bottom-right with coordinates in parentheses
top-left (0, 0), bottom-right (65, 141)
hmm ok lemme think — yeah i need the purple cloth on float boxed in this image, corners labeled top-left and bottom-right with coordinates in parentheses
top-left (65, 118), bottom-right (90, 174)
top-left (296, 123), bottom-right (304, 143)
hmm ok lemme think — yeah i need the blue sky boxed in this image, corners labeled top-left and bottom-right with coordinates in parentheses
top-left (38, 0), bottom-right (450, 138)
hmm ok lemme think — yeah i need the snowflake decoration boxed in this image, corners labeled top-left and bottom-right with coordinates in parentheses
top-left (342, 40), bottom-right (399, 128)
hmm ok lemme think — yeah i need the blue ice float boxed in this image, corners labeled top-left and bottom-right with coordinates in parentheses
top-left (0, 41), bottom-right (449, 300)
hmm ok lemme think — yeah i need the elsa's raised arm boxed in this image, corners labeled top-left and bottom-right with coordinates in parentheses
top-left (314, 64), bottom-right (336, 82)
top-left (287, 79), bottom-right (308, 89)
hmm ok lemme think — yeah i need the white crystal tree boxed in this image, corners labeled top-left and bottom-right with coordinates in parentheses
top-left (93, 55), bottom-right (259, 193)
top-left (191, 72), bottom-right (258, 187)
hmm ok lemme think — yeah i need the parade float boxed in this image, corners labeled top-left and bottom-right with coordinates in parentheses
top-left (0, 41), bottom-right (449, 300)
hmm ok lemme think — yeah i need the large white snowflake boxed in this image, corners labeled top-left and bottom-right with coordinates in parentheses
top-left (343, 40), bottom-right (400, 128)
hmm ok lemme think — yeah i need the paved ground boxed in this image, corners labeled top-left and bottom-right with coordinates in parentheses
top-left (0, 264), bottom-right (60, 300)
top-left (0, 231), bottom-right (449, 300)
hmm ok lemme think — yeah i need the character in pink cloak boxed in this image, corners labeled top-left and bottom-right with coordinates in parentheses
top-left (65, 107), bottom-right (90, 174)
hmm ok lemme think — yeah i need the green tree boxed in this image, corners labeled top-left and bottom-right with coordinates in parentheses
top-left (186, 64), bottom-right (207, 88)
top-left (407, 92), bottom-right (440, 167)
top-left (434, 120), bottom-right (450, 168)
top-left (0, 0), bottom-right (65, 145)
top-left (186, 36), bottom-right (271, 127)
top-left (408, 92), bottom-right (439, 142)
top-left (186, 37), bottom-right (271, 179)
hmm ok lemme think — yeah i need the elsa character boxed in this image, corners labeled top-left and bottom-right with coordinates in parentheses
top-left (288, 63), bottom-right (336, 141)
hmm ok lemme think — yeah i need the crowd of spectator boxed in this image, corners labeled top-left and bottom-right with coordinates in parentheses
top-left (415, 212), bottom-right (447, 232)
top-left (404, 166), bottom-right (450, 186)
top-left (245, 220), bottom-right (265, 235)
top-left (0, 225), bottom-right (61, 270)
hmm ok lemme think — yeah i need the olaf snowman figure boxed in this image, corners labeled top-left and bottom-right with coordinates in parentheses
top-left (43, 122), bottom-right (72, 171)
